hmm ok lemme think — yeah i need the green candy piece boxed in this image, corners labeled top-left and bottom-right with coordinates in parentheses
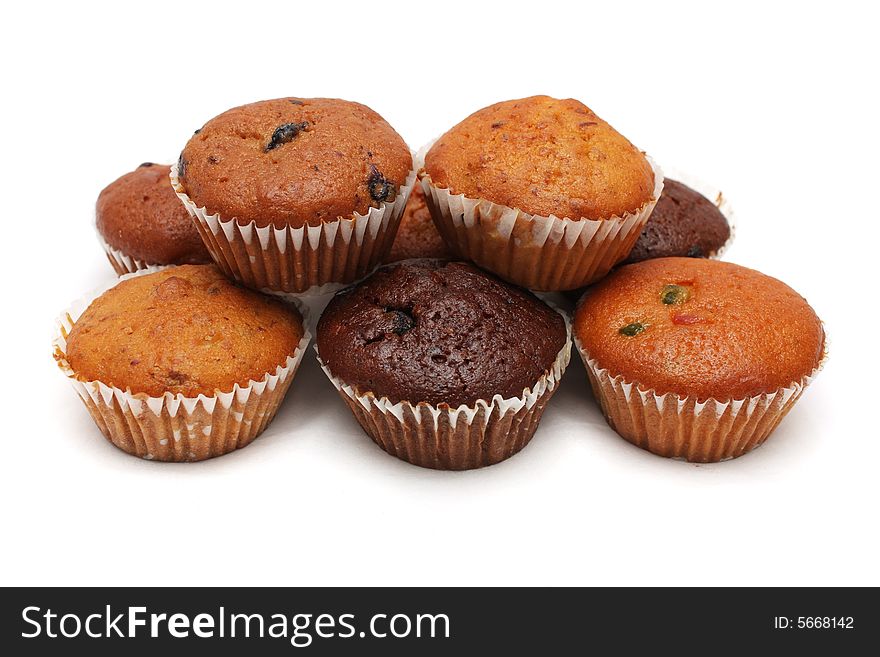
top-left (619, 322), bottom-right (646, 337)
top-left (661, 284), bottom-right (690, 305)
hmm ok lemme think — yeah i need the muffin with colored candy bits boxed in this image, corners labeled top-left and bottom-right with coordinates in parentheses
top-left (622, 178), bottom-right (732, 264)
top-left (384, 184), bottom-right (451, 263)
top-left (421, 95), bottom-right (663, 291)
top-left (173, 97), bottom-right (415, 294)
top-left (573, 258), bottom-right (825, 462)
top-left (96, 162), bottom-right (211, 274)
top-left (53, 265), bottom-right (310, 461)
top-left (316, 260), bottom-right (571, 469)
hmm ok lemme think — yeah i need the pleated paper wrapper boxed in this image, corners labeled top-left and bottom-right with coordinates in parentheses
top-left (416, 141), bottom-right (664, 291)
top-left (98, 233), bottom-right (150, 276)
top-left (573, 333), bottom-right (826, 463)
top-left (52, 267), bottom-right (312, 462)
top-left (171, 163), bottom-right (416, 296)
top-left (315, 311), bottom-right (572, 470)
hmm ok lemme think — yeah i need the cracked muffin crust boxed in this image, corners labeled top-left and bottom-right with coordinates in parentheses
top-left (177, 97), bottom-right (412, 229)
top-left (64, 265), bottom-right (304, 397)
top-left (424, 95), bottom-right (655, 220)
top-left (96, 163), bottom-right (211, 267)
top-left (623, 178), bottom-right (730, 264)
top-left (316, 260), bottom-right (567, 407)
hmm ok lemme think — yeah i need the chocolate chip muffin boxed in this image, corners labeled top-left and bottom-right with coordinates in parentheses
top-left (573, 258), bottom-right (825, 462)
top-left (173, 98), bottom-right (415, 294)
top-left (316, 260), bottom-right (571, 469)
top-left (55, 265), bottom-right (310, 461)
top-left (96, 163), bottom-right (210, 275)
top-left (384, 185), bottom-right (451, 263)
top-left (420, 96), bottom-right (663, 290)
top-left (622, 178), bottom-right (731, 264)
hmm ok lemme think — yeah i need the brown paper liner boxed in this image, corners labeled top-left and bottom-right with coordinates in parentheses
top-left (418, 149), bottom-right (663, 291)
top-left (315, 310), bottom-right (572, 470)
top-left (53, 268), bottom-right (312, 462)
top-left (574, 334), bottom-right (825, 462)
top-left (171, 164), bottom-right (415, 295)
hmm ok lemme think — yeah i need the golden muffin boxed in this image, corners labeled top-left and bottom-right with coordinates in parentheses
top-left (420, 95), bottom-right (662, 290)
top-left (55, 265), bottom-right (309, 461)
top-left (574, 258), bottom-right (824, 462)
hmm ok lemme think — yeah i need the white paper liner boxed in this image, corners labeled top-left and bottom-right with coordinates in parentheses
top-left (171, 161), bottom-right (416, 295)
top-left (52, 266), bottom-right (312, 462)
top-left (661, 165), bottom-right (736, 260)
top-left (315, 306), bottom-right (572, 469)
top-left (415, 140), bottom-right (664, 291)
top-left (97, 232), bottom-right (150, 276)
top-left (573, 331), bottom-right (827, 462)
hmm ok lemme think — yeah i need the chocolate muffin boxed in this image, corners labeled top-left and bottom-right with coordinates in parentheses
top-left (420, 95), bottom-right (662, 290)
top-left (384, 184), bottom-right (451, 263)
top-left (173, 98), bottom-right (415, 294)
top-left (573, 258), bottom-right (825, 462)
top-left (55, 265), bottom-right (310, 461)
top-left (622, 178), bottom-right (731, 264)
top-left (96, 163), bottom-right (210, 275)
top-left (316, 260), bottom-right (571, 469)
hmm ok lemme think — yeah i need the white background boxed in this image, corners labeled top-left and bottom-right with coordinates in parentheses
top-left (2, 1), bottom-right (877, 587)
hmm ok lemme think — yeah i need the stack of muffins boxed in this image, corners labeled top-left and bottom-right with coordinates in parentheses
top-left (54, 94), bottom-right (825, 467)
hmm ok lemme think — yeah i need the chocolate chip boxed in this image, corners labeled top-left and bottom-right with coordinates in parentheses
top-left (386, 308), bottom-right (414, 334)
top-left (686, 245), bottom-right (704, 258)
top-left (491, 121), bottom-right (506, 129)
top-left (193, 128), bottom-right (201, 135)
top-left (367, 164), bottom-right (396, 203)
top-left (138, 162), bottom-right (154, 168)
top-left (288, 99), bottom-right (304, 105)
top-left (265, 121), bottom-right (309, 151)
top-left (619, 322), bottom-right (646, 337)
top-left (208, 155), bottom-right (219, 164)
top-left (176, 153), bottom-right (187, 178)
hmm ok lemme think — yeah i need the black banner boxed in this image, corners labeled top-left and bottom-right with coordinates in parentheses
top-left (1, 587), bottom-right (875, 654)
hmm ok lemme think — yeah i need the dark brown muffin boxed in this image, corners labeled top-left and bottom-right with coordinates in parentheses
top-left (178, 98), bottom-right (412, 229)
top-left (622, 179), bottom-right (731, 264)
top-left (317, 260), bottom-right (566, 407)
top-left (384, 185), bottom-right (451, 263)
top-left (96, 163), bottom-right (210, 268)
top-left (424, 95), bottom-right (654, 220)
top-left (65, 265), bottom-right (304, 397)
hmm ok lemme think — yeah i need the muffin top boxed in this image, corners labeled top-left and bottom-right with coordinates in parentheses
top-left (423, 95), bottom-right (655, 220)
top-left (178, 98), bottom-right (412, 229)
top-left (623, 178), bottom-right (730, 264)
top-left (96, 163), bottom-right (211, 266)
top-left (64, 265), bottom-right (304, 397)
top-left (317, 260), bottom-right (567, 407)
top-left (574, 258), bottom-right (824, 401)
top-left (384, 185), bottom-right (452, 263)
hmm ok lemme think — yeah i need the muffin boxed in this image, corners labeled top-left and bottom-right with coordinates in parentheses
top-left (622, 178), bottom-right (732, 264)
top-left (316, 260), bottom-right (571, 469)
top-left (420, 95), bottom-right (663, 291)
top-left (53, 265), bottom-right (310, 461)
top-left (384, 184), bottom-right (451, 263)
top-left (172, 97), bottom-right (415, 294)
top-left (96, 163), bottom-right (211, 274)
top-left (573, 258), bottom-right (825, 462)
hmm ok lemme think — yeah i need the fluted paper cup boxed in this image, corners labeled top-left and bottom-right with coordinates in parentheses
top-left (315, 310), bottom-right (572, 470)
top-left (573, 333), bottom-right (826, 462)
top-left (171, 163), bottom-right (416, 296)
top-left (52, 267), bottom-right (311, 461)
top-left (98, 233), bottom-right (149, 276)
top-left (417, 142), bottom-right (663, 291)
